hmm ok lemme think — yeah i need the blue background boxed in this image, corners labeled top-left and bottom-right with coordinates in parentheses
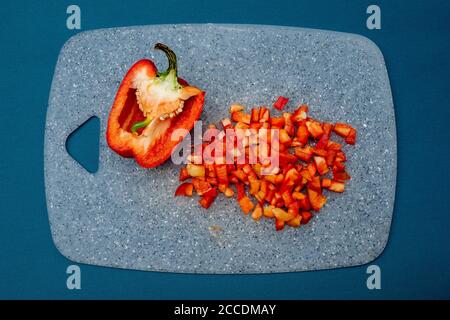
top-left (0, 0), bottom-right (449, 299)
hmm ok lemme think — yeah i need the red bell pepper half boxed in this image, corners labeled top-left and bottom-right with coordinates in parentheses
top-left (106, 43), bottom-right (205, 168)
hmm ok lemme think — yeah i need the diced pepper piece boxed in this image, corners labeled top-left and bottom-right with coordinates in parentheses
top-left (295, 146), bottom-right (313, 162)
top-left (345, 128), bottom-right (357, 145)
top-left (242, 164), bottom-right (257, 178)
top-left (296, 120), bottom-right (309, 145)
top-left (281, 190), bottom-right (295, 206)
top-left (307, 188), bottom-right (327, 211)
top-left (285, 167), bottom-right (300, 183)
top-left (312, 148), bottom-right (328, 157)
top-left (252, 163), bottom-right (262, 178)
top-left (287, 214), bottom-right (302, 227)
top-left (251, 203), bottom-right (263, 220)
top-left (326, 150), bottom-right (336, 166)
top-left (254, 190), bottom-right (265, 203)
top-left (179, 167), bottom-right (190, 181)
top-left (315, 134), bottom-right (329, 150)
top-left (203, 187), bottom-right (218, 198)
top-left (215, 164), bottom-right (228, 185)
top-left (290, 138), bottom-right (303, 147)
top-left (249, 122), bottom-right (263, 130)
top-left (232, 169), bottom-right (248, 183)
top-left (175, 183), bottom-right (194, 197)
top-left (314, 156), bottom-right (329, 175)
top-left (273, 174), bottom-right (283, 184)
top-left (264, 174), bottom-right (277, 184)
top-left (263, 205), bottom-right (275, 218)
top-left (326, 141), bottom-right (342, 151)
top-left (277, 152), bottom-right (298, 167)
top-left (229, 176), bottom-right (238, 184)
top-left (306, 120), bottom-right (324, 139)
top-left (275, 219), bottom-right (285, 231)
top-left (206, 164), bottom-right (216, 177)
top-left (218, 183), bottom-right (227, 193)
top-left (235, 121), bottom-right (249, 130)
top-left (248, 176), bottom-right (261, 195)
top-left (270, 117), bottom-right (285, 127)
top-left (239, 196), bottom-right (255, 214)
top-left (333, 123), bottom-right (352, 137)
top-left (207, 177), bottom-right (218, 185)
top-left (335, 151), bottom-right (347, 162)
top-left (279, 129), bottom-right (292, 144)
top-left (224, 187), bottom-right (234, 197)
top-left (283, 112), bottom-right (295, 136)
top-left (192, 178), bottom-right (212, 195)
top-left (329, 180), bottom-right (345, 193)
top-left (321, 178), bottom-right (332, 188)
top-left (259, 107), bottom-right (270, 122)
top-left (273, 96), bottom-right (289, 110)
top-left (306, 162), bottom-right (317, 177)
top-left (333, 171), bottom-right (351, 182)
top-left (187, 164), bottom-right (205, 177)
top-left (298, 197), bottom-right (311, 210)
top-left (287, 201), bottom-right (299, 216)
top-left (230, 104), bottom-right (244, 113)
top-left (300, 169), bottom-right (312, 182)
top-left (292, 105), bottom-right (308, 122)
top-left (323, 123), bottom-right (333, 136)
top-left (272, 207), bottom-right (296, 222)
top-left (308, 175), bottom-right (322, 193)
top-left (235, 182), bottom-right (245, 200)
top-left (221, 117), bottom-right (233, 129)
top-left (265, 189), bottom-right (275, 203)
top-left (251, 108), bottom-right (260, 123)
top-left (231, 111), bottom-right (251, 124)
top-left (333, 160), bottom-right (346, 172)
top-left (199, 192), bottom-right (218, 209)
top-left (300, 211), bottom-right (313, 224)
top-left (292, 192), bottom-right (306, 200)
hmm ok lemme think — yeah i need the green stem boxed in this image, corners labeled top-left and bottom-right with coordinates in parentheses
top-left (131, 116), bottom-right (152, 134)
top-left (154, 43), bottom-right (178, 78)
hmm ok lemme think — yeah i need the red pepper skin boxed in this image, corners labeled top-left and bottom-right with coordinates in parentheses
top-left (106, 59), bottom-right (205, 168)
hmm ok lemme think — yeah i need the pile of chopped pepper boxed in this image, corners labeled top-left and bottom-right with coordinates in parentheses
top-left (175, 96), bottom-right (357, 231)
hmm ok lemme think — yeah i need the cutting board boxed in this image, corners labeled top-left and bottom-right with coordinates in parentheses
top-left (45, 24), bottom-right (396, 273)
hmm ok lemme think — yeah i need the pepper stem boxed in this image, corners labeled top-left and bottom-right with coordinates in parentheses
top-left (131, 116), bottom-right (152, 134)
top-left (154, 43), bottom-right (178, 78)
top-left (130, 44), bottom-right (179, 134)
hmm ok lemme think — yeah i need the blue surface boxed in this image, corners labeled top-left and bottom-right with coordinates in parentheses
top-left (0, 0), bottom-right (449, 299)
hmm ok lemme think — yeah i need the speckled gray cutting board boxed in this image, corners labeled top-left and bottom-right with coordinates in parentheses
top-left (45, 24), bottom-right (396, 274)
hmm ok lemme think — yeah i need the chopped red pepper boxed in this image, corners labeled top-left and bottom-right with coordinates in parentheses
top-left (199, 193), bottom-right (217, 209)
top-left (175, 182), bottom-right (193, 197)
top-left (192, 178), bottom-right (212, 196)
top-left (273, 96), bottom-right (289, 110)
top-left (306, 120), bottom-right (324, 139)
top-left (345, 128), bottom-right (357, 145)
top-left (329, 181), bottom-right (345, 193)
top-left (179, 167), bottom-right (190, 181)
top-left (314, 156), bottom-right (329, 175)
top-left (174, 99), bottom-right (356, 231)
top-left (239, 196), bottom-right (254, 214)
top-left (300, 211), bottom-right (313, 224)
top-left (275, 219), bottom-right (285, 231)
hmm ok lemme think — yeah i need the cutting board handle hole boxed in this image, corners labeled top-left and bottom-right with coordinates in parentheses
top-left (65, 116), bottom-right (100, 173)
